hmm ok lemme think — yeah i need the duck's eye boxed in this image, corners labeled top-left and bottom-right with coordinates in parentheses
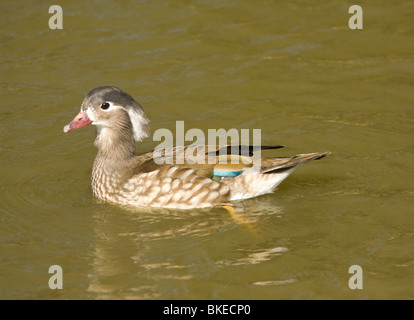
top-left (101, 102), bottom-right (110, 110)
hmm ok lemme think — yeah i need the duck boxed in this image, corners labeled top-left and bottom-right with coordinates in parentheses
top-left (63, 86), bottom-right (330, 209)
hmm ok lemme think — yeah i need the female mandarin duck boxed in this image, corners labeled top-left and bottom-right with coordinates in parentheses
top-left (64, 86), bottom-right (329, 209)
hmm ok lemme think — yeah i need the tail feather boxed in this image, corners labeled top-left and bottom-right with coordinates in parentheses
top-left (261, 152), bottom-right (331, 174)
top-left (223, 151), bottom-right (331, 201)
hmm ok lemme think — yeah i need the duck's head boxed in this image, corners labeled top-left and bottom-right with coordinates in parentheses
top-left (63, 86), bottom-right (150, 142)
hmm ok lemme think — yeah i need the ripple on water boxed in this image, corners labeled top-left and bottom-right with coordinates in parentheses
top-left (1, 164), bottom-right (89, 215)
top-left (216, 246), bottom-right (288, 266)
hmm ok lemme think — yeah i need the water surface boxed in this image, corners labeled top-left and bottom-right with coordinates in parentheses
top-left (0, 0), bottom-right (413, 299)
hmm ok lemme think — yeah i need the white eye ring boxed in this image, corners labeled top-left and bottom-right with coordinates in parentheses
top-left (101, 102), bottom-right (110, 110)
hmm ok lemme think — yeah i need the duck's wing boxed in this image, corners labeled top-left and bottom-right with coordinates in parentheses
top-left (133, 144), bottom-right (286, 178)
top-left (206, 145), bottom-right (285, 157)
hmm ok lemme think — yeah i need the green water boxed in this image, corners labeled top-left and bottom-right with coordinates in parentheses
top-left (1, 0), bottom-right (413, 299)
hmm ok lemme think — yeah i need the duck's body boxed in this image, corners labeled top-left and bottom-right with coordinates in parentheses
top-left (64, 86), bottom-right (329, 209)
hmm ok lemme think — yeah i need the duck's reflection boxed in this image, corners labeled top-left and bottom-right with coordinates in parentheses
top-left (87, 198), bottom-right (286, 299)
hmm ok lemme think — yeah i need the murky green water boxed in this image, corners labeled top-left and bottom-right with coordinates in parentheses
top-left (1, 0), bottom-right (413, 299)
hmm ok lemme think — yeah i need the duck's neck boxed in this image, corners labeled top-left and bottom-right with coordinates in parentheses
top-left (94, 126), bottom-right (136, 162)
top-left (92, 126), bottom-right (137, 201)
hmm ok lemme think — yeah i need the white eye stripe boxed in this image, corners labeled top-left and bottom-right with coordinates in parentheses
top-left (102, 102), bottom-right (125, 110)
top-left (127, 107), bottom-right (150, 141)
